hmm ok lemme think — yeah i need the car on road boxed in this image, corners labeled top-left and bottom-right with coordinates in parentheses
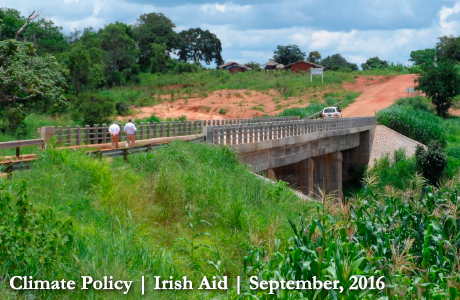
top-left (322, 107), bottom-right (342, 118)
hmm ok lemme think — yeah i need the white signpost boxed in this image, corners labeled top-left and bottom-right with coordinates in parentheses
top-left (310, 68), bottom-right (324, 83)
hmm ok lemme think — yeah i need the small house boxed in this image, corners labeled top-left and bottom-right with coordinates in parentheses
top-left (219, 61), bottom-right (239, 69)
top-left (219, 62), bottom-right (251, 74)
top-left (226, 64), bottom-right (252, 74)
top-left (285, 61), bottom-right (323, 74)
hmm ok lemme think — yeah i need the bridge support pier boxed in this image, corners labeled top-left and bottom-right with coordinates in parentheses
top-left (312, 151), bottom-right (342, 199)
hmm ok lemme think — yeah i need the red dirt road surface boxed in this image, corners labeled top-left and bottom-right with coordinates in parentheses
top-left (342, 74), bottom-right (417, 117)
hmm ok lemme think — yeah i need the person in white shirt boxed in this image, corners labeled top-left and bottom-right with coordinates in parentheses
top-left (124, 119), bottom-right (137, 148)
top-left (108, 122), bottom-right (120, 149)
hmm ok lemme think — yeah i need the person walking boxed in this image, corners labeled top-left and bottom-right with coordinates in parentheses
top-left (108, 122), bottom-right (120, 149)
top-left (124, 119), bottom-right (137, 148)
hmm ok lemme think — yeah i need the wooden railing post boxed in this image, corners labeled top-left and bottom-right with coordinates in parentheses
top-left (85, 125), bottom-right (90, 144)
top-left (102, 124), bottom-right (107, 144)
top-left (93, 124), bottom-right (98, 144)
top-left (140, 122), bottom-right (144, 140)
top-left (76, 125), bottom-right (81, 145)
top-left (66, 125), bottom-right (71, 145)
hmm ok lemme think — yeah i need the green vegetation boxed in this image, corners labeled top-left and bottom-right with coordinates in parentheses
top-left (239, 172), bottom-right (460, 299)
top-left (361, 56), bottom-right (389, 70)
top-left (377, 96), bottom-right (460, 179)
top-left (273, 44), bottom-right (306, 65)
top-left (416, 59), bottom-right (460, 116)
top-left (278, 91), bottom-right (360, 118)
top-left (377, 98), bottom-right (447, 146)
top-left (1, 142), bottom-right (316, 299)
top-left (415, 141), bottom-right (448, 185)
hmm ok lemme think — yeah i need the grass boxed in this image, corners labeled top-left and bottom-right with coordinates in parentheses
top-left (0, 114), bottom-right (79, 157)
top-left (377, 96), bottom-right (460, 178)
top-left (1, 142), bottom-right (317, 299)
top-left (277, 91), bottom-right (361, 118)
top-left (95, 70), bottom-right (356, 109)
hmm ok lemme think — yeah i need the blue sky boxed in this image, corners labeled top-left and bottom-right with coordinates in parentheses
top-left (4, 0), bottom-right (460, 67)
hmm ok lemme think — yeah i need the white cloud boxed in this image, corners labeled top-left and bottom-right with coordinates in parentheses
top-left (4, 0), bottom-right (460, 67)
top-left (439, 2), bottom-right (460, 35)
top-left (200, 3), bottom-right (251, 14)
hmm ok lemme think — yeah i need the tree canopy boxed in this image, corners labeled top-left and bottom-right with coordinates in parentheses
top-left (320, 54), bottom-right (358, 71)
top-left (409, 49), bottom-right (436, 66)
top-left (133, 13), bottom-right (180, 71)
top-left (273, 45), bottom-right (305, 65)
top-left (436, 35), bottom-right (460, 62)
top-left (361, 57), bottom-right (389, 70)
top-left (178, 28), bottom-right (223, 65)
top-left (0, 40), bottom-right (67, 110)
top-left (416, 59), bottom-right (460, 117)
top-left (307, 51), bottom-right (321, 64)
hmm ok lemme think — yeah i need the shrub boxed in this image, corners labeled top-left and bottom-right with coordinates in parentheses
top-left (377, 106), bottom-right (447, 147)
top-left (72, 93), bottom-right (114, 125)
top-left (2, 105), bottom-right (26, 133)
top-left (0, 181), bottom-right (73, 276)
top-left (115, 102), bottom-right (130, 116)
top-left (218, 108), bottom-right (228, 115)
top-left (393, 148), bottom-right (406, 163)
top-left (415, 141), bottom-right (448, 185)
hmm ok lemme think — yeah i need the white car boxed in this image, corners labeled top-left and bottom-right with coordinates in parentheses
top-left (322, 107), bottom-right (342, 118)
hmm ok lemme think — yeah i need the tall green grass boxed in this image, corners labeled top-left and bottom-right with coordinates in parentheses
top-left (377, 102), bottom-right (447, 147)
top-left (1, 142), bottom-right (316, 299)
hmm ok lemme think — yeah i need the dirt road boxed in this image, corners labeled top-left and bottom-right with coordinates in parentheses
top-left (342, 74), bottom-right (417, 117)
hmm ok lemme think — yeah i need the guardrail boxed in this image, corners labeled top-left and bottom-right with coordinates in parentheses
top-left (1, 136), bottom-right (204, 174)
top-left (0, 139), bottom-right (45, 158)
top-left (204, 116), bottom-right (377, 145)
top-left (45, 117), bottom-right (300, 147)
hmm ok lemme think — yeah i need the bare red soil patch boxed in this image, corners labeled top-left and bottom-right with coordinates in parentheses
top-left (119, 89), bottom-right (312, 120)
top-left (342, 74), bottom-right (418, 117)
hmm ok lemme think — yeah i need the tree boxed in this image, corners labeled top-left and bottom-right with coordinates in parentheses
top-left (361, 57), bottom-right (389, 70)
top-left (246, 61), bottom-right (261, 71)
top-left (415, 141), bottom-right (447, 186)
top-left (178, 28), bottom-right (223, 65)
top-left (72, 93), bottom-right (114, 125)
top-left (13, 10), bottom-right (38, 40)
top-left (416, 59), bottom-right (460, 116)
top-left (320, 54), bottom-right (358, 71)
top-left (151, 43), bottom-right (168, 73)
top-left (409, 49), bottom-right (436, 66)
top-left (133, 13), bottom-right (180, 71)
top-left (307, 51), bottom-right (321, 64)
top-left (0, 40), bottom-right (67, 111)
top-left (98, 22), bottom-right (138, 86)
top-left (23, 17), bottom-right (68, 55)
top-left (66, 43), bottom-right (105, 94)
top-left (0, 8), bottom-right (24, 40)
top-left (436, 35), bottom-right (460, 62)
top-left (273, 45), bottom-right (305, 65)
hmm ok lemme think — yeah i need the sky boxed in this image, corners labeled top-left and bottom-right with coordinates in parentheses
top-left (4, 0), bottom-right (460, 67)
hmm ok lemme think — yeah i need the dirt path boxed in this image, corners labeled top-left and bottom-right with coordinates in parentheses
top-left (342, 74), bottom-right (417, 117)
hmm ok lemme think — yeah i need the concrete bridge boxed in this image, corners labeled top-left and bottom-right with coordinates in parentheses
top-left (204, 117), bottom-right (377, 198)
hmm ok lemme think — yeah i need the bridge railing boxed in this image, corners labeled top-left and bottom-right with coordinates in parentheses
top-left (44, 116), bottom-right (299, 146)
top-left (204, 116), bottom-right (377, 145)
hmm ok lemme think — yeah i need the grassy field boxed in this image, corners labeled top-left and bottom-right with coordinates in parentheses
top-left (0, 142), bottom-right (318, 299)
